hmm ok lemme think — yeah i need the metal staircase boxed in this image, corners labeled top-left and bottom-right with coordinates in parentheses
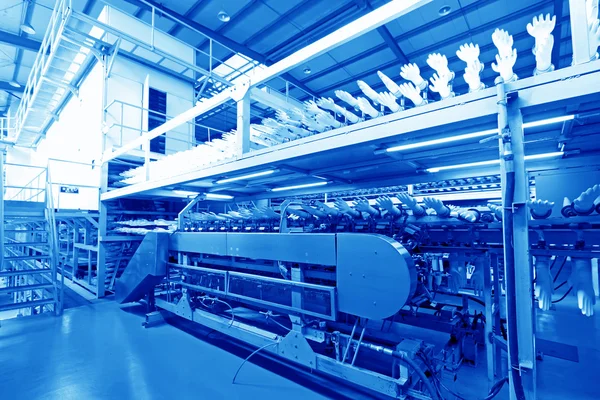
top-left (0, 159), bottom-right (62, 319)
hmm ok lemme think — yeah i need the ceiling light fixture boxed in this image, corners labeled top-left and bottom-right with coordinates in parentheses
top-left (271, 181), bottom-right (328, 192)
top-left (205, 193), bottom-right (234, 200)
top-left (216, 169), bottom-right (278, 184)
top-left (438, 5), bottom-right (452, 16)
top-left (522, 115), bottom-right (574, 128)
top-left (426, 151), bottom-right (564, 173)
top-left (217, 10), bottom-right (231, 22)
top-left (8, 80), bottom-right (20, 88)
top-left (303, 66), bottom-right (312, 75)
top-left (386, 129), bottom-right (497, 153)
top-left (173, 190), bottom-right (199, 197)
top-left (385, 115), bottom-right (575, 153)
top-left (21, 22), bottom-right (36, 35)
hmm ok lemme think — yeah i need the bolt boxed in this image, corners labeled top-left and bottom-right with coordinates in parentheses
top-left (362, 274), bottom-right (365, 278)
top-left (373, 301), bottom-right (377, 305)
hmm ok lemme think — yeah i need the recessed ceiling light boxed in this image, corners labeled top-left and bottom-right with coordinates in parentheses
top-left (438, 5), bottom-right (451, 16)
top-left (303, 66), bottom-right (312, 75)
top-left (218, 10), bottom-right (230, 22)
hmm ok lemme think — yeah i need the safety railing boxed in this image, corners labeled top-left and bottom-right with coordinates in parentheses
top-left (104, 99), bottom-right (229, 149)
top-left (47, 158), bottom-right (100, 211)
top-left (3, 163), bottom-right (47, 202)
top-left (12, 0), bottom-right (72, 142)
top-left (46, 168), bottom-right (63, 315)
top-left (0, 116), bottom-right (16, 141)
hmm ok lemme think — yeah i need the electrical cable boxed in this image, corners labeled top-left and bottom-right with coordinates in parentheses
top-left (200, 296), bottom-right (235, 327)
top-left (548, 256), bottom-right (558, 271)
top-left (554, 280), bottom-right (568, 291)
top-left (418, 351), bottom-right (508, 400)
top-left (268, 317), bottom-right (292, 332)
top-left (232, 341), bottom-right (280, 384)
top-left (552, 286), bottom-right (573, 303)
top-left (552, 257), bottom-right (568, 283)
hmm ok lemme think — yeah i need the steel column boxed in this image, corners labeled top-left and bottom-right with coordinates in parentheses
top-left (508, 97), bottom-right (536, 398)
top-left (0, 149), bottom-right (5, 271)
top-left (569, 0), bottom-right (592, 64)
top-left (483, 252), bottom-right (494, 389)
top-left (96, 56), bottom-right (110, 298)
top-left (236, 89), bottom-right (251, 156)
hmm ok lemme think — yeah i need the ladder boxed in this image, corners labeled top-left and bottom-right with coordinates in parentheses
top-left (0, 158), bottom-right (62, 319)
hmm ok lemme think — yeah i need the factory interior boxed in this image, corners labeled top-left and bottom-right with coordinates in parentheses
top-left (1, 0), bottom-right (600, 399)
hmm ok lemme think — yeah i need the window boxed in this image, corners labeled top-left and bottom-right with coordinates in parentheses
top-left (148, 88), bottom-right (167, 154)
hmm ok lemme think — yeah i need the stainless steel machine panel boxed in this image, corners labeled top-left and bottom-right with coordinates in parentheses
top-left (226, 233), bottom-right (337, 265)
top-left (170, 232), bottom-right (227, 255)
top-left (336, 233), bottom-right (416, 320)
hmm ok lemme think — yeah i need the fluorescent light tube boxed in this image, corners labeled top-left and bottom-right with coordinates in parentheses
top-left (386, 129), bottom-right (498, 152)
top-left (387, 115), bottom-right (574, 153)
top-left (523, 151), bottom-right (564, 161)
top-left (522, 115), bottom-right (574, 128)
top-left (216, 169), bottom-right (277, 184)
top-left (173, 190), bottom-right (199, 196)
top-left (271, 181), bottom-right (328, 192)
top-left (205, 193), bottom-right (234, 200)
top-left (426, 151), bottom-right (564, 173)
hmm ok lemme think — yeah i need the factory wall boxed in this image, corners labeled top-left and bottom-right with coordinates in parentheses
top-left (5, 63), bottom-right (104, 210)
top-left (101, 5), bottom-right (195, 157)
top-left (104, 56), bottom-right (194, 156)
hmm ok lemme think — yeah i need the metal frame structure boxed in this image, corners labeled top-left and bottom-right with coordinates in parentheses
top-left (101, 58), bottom-right (600, 202)
top-left (98, 1), bottom-right (600, 399)
top-left (0, 152), bottom-right (63, 318)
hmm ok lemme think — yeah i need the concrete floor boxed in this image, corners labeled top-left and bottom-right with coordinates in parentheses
top-left (0, 292), bottom-right (597, 400)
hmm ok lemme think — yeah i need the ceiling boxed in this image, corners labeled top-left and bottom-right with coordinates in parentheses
top-left (0, 0), bottom-right (575, 129)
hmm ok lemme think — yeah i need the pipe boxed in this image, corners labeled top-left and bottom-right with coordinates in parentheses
top-left (341, 338), bottom-right (439, 400)
top-left (496, 78), bottom-right (526, 400)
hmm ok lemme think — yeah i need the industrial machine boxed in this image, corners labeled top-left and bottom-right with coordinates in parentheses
top-left (108, 1), bottom-right (600, 398)
top-left (114, 180), bottom-right (600, 399)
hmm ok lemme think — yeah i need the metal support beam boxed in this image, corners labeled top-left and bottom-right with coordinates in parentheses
top-left (0, 149), bottom-right (5, 271)
top-left (123, 0), bottom-right (268, 63)
top-left (236, 88), bottom-right (251, 156)
top-left (103, 0), bottom-right (429, 163)
top-left (0, 30), bottom-right (41, 52)
top-left (569, 0), bottom-right (592, 64)
top-left (250, 87), bottom-right (304, 113)
top-left (551, 0), bottom-right (564, 69)
top-left (362, 0), bottom-right (409, 64)
top-left (250, 0), bottom-right (430, 88)
top-left (0, 81), bottom-right (25, 93)
top-left (507, 97), bottom-right (536, 399)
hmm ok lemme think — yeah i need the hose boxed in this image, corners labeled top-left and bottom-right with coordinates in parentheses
top-left (232, 341), bottom-right (279, 384)
top-left (392, 351), bottom-right (440, 400)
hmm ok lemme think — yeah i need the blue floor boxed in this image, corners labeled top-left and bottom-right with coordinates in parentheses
top-left (0, 294), bottom-right (597, 399)
top-left (0, 301), bottom-right (341, 400)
